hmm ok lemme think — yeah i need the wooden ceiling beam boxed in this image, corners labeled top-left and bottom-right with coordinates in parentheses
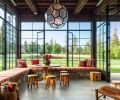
top-left (86, 2), bottom-right (96, 6)
top-left (9, 0), bottom-right (17, 6)
top-left (74, 0), bottom-right (88, 15)
top-left (37, 2), bottom-right (76, 6)
top-left (96, 0), bottom-right (117, 14)
top-left (17, 2), bottom-right (95, 7)
top-left (24, 0), bottom-right (37, 15)
top-left (0, 0), bottom-right (17, 13)
top-left (109, 7), bottom-right (119, 15)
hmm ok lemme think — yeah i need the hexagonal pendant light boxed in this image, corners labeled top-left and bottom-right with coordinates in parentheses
top-left (45, 0), bottom-right (68, 29)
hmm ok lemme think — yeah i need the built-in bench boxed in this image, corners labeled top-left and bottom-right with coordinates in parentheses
top-left (0, 66), bottom-right (99, 84)
top-left (32, 66), bottom-right (98, 71)
top-left (31, 66), bottom-right (99, 78)
top-left (0, 68), bottom-right (30, 85)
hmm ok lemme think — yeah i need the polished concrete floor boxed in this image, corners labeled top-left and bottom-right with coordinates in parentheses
top-left (19, 73), bottom-right (120, 100)
top-left (19, 80), bottom-right (110, 100)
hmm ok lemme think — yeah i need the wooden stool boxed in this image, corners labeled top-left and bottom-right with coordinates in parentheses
top-left (112, 80), bottom-right (120, 87)
top-left (60, 73), bottom-right (69, 86)
top-left (28, 74), bottom-right (38, 89)
top-left (90, 71), bottom-right (101, 81)
top-left (46, 75), bottom-right (56, 90)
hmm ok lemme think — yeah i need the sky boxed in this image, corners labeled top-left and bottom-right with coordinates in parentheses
top-left (0, 5), bottom-right (120, 46)
top-left (21, 22), bottom-right (91, 47)
top-left (0, 11), bottom-right (120, 47)
top-left (110, 22), bottom-right (120, 39)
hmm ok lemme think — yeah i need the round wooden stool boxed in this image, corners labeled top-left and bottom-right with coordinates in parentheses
top-left (60, 73), bottom-right (69, 86)
top-left (46, 75), bottom-right (56, 90)
top-left (28, 74), bottom-right (38, 89)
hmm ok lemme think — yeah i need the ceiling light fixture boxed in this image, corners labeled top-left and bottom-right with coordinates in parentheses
top-left (45, 0), bottom-right (68, 28)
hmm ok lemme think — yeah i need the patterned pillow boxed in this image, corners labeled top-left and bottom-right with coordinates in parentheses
top-left (86, 59), bottom-right (94, 67)
top-left (17, 59), bottom-right (27, 68)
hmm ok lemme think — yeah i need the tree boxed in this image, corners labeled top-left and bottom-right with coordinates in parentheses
top-left (73, 36), bottom-right (78, 54)
top-left (97, 37), bottom-right (102, 59)
top-left (52, 41), bottom-right (62, 53)
top-left (23, 41), bottom-right (28, 53)
top-left (45, 42), bottom-right (52, 53)
top-left (110, 28), bottom-right (120, 59)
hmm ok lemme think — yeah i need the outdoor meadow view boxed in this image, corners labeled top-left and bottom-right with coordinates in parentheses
top-left (21, 22), bottom-right (91, 67)
top-left (0, 21), bottom-right (120, 72)
top-left (110, 22), bottom-right (120, 72)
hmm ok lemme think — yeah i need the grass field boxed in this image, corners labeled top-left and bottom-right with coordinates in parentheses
top-left (0, 54), bottom-right (120, 73)
top-left (110, 59), bottom-right (120, 72)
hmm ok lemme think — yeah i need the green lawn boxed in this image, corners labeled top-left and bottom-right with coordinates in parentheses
top-left (111, 59), bottom-right (120, 73)
top-left (0, 54), bottom-right (120, 73)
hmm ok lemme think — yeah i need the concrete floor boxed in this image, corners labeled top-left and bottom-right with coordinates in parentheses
top-left (19, 79), bottom-right (110, 100)
top-left (19, 73), bottom-right (120, 100)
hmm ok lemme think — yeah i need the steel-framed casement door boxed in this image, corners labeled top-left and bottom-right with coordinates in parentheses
top-left (36, 31), bottom-right (45, 59)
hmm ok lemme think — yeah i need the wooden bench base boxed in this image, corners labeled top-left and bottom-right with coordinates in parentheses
top-left (96, 85), bottom-right (120, 100)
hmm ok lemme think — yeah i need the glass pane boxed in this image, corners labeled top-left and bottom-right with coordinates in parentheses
top-left (6, 8), bottom-right (16, 27)
top-left (0, 3), bottom-right (4, 18)
top-left (80, 39), bottom-right (91, 45)
top-left (13, 17), bottom-right (16, 27)
top-left (80, 22), bottom-right (91, 30)
top-left (80, 45), bottom-right (91, 55)
top-left (80, 31), bottom-right (91, 38)
top-left (0, 18), bottom-right (4, 71)
top-left (21, 22), bottom-right (32, 30)
top-left (21, 31), bottom-right (32, 38)
top-left (33, 31), bottom-right (43, 38)
top-left (45, 31), bottom-right (67, 48)
top-left (33, 22), bottom-right (44, 30)
top-left (21, 39), bottom-right (32, 45)
top-left (68, 22), bottom-right (79, 30)
top-left (13, 28), bottom-right (16, 36)
top-left (69, 31), bottom-right (79, 37)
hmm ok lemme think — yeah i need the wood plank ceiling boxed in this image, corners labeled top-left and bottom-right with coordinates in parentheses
top-left (15, 0), bottom-right (97, 15)
top-left (9, 0), bottom-right (104, 21)
top-left (8, 0), bottom-right (120, 21)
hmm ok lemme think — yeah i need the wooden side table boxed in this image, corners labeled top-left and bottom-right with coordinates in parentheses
top-left (90, 71), bottom-right (101, 81)
top-left (46, 75), bottom-right (56, 90)
top-left (60, 73), bottom-right (69, 86)
top-left (28, 74), bottom-right (38, 89)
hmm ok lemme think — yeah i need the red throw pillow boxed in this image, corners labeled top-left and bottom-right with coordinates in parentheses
top-left (31, 59), bottom-right (39, 65)
top-left (79, 60), bottom-right (87, 67)
top-left (86, 59), bottom-right (91, 67)
top-left (86, 59), bottom-right (94, 67)
top-left (83, 60), bottom-right (87, 66)
top-left (91, 59), bottom-right (95, 67)
top-left (17, 59), bottom-right (27, 68)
